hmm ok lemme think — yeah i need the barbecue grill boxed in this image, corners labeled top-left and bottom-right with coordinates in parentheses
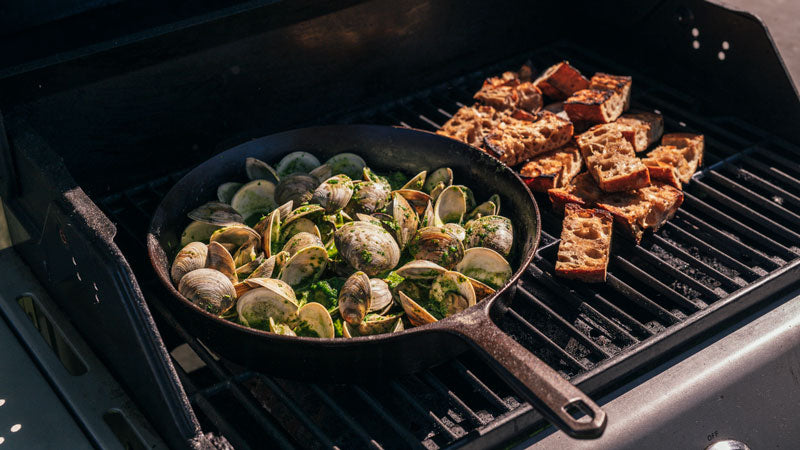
top-left (1, 0), bottom-right (799, 448)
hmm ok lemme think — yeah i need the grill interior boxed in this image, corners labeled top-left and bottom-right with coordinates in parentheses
top-left (97, 42), bottom-right (800, 449)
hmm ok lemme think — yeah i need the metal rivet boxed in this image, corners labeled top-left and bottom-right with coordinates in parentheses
top-left (0, 399), bottom-right (4, 407)
top-left (9, 425), bottom-right (20, 433)
top-left (718, 51), bottom-right (726, 60)
top-left (691, 27), bottom-right (700, 37)
top-left (722, 41), bottom-right (730, 50)
top-left (693, 40), bottom-right (700, 49)
top-left (0, 436), bottom-right (5, 444)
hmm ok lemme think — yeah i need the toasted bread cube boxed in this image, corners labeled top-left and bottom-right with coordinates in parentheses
top-left (548, 172), bottom-right (605, 211)
top-left (661, 132), bottom-right (705, 171)
top-left (564, 89), bottom-right (625, 124)
top-left (484, 111), bottom-right (574, 166)
top-left (642, 145), bottom-right (691, 188)
top-left (590, 73), bottom-right (632, 111)
top-left (576, 124), bottom-right (650, 192)
top-left (474, 76), bottom-right (543, 113)
top-left (638, 183), bottom-right (684, 231)
top-left (533, 61), bottom-right (590, 100)
top-left (437, 105), bottom-right (502, 148)
top-left (555, 203), bottom-right (613, 283)
top-left (615, 112), bottom-right (664, 151)
top-left (519, 145), bottom-right (583, 192)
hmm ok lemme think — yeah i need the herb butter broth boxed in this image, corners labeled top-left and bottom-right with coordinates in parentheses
top-left (169, 150), bottom-right (517, 339)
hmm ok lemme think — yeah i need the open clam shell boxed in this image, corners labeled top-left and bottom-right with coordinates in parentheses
top-left (171, 242), bottom-right (208, 284)
top-left (443, 223), bottom-right (466, 241)
top-left (394, 189), bottom-right (431, 216)
top-left (465, 200), bottom-right (497, 222)
top-left (455, 247), bottom-right (512, 289)
top-left (281, 231), bottom-right (324, 257)
top-left (231, 180), bottom-right (277, 222)
top-left (180, 221), bottom-right (220, 247)
top-left (394, 260), bottom-right (447, 280)
top-left (205, 241), bottom-right (238, 283)
top-left (358, 313), bottom-right (402, 336)
top-left (217, 182), bottom-right (244, 204)
top-left (423, 167), bottom-right (453, 193)
top-left (237, 286), bottom-right (299, 329)
top-left (275, 173), bottom-right (318, 207)
top-left (434, 185), bottom-right (467, 226)
top-left (390, 192), bottom-right (419, 250)
top-left (235, 254), bottom-right (265, 279)
top-left (309, 163), bottom-right (332, 182)
top-left (210, 224), bottom-right (261, 254)
top-left (269, 317), bottom-right (296, 336)
top-left (259, 209), bottom-right (282, 257)
top-left (280, 217), bottom-right (321, 242)
top-left (346, 180), bottom-right (391, 215)
top-left (297, 302), bottom-right (335, 338)
top-left (429, 271), bottom-right (476, 316)
top-left (397, 291), bottom-right (438, 327)
top-left (407, 226), bottom-right (464, 269)
top-left (282, 204), bottom-right (325, 227)
top-left (275, 151), bottom-right (320, 177)
top-left (325, 153), bottom-right (366, 180)
top-left (188, 201), bottom-right (243, 226)
top-left (401, 170), bottom-right (427, 191)
top-left (178, 268), bottom-right (237, 315)
top-left (278, 245), bottom-right (328, 287)
top-left (232, 240), bottom-right (259, 268)
top-left (368, 278), bottom-right (393, 313)
top-left (311, 174), bottom-right (354, 213)
top-left (245, 157), bottom-right (280, 183)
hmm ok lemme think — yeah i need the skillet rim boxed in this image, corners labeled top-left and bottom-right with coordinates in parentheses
top-left (147, 125), bottom-right (541, 345)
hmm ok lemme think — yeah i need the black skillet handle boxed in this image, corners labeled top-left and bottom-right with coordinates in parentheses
top-left (450, 310), bottom-right (607, 439)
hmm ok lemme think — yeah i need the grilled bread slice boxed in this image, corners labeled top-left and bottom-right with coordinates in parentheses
top-left (474, 77), bottom-right (543, 113)
top-left (519, 144), bottom-right (583, 192)
top-left (549, 173), bottom-right (683, 243)
top-left (564, 89), bottom-right (625, 124)
top-left (661, 132), bottom-right (704, 172)
top-left (615, 111), bottom-right (664, 152)
top-left (555, 203), bottom-right (613, 283)
top-left (483, 110), bottom-right (574, 166)
top-left (576, 124), bottom-right (650, 192)
top-left (642, 145), bottom-right (690, 189)
top-left (590, 73), bottom-right (633, 111)
top-left (437, 104), bottom-right (502, 148)
top-left (533, 61), bottom-right (590, 100)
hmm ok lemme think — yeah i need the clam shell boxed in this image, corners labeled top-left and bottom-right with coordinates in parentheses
top-left (346, 180), bottom-right (391, 215)
top-left (278, 245), bottom-right (328, 287)
top-left (178, 268), bottom-right (236, 315)
top-left (429, 271), bottom-right (476, 316)
top-left (465, 200), bottom-right (497, 222)
top-left (235, 254), bottom-right (265, 279)
top-left (210, 224), bottom-right (261, 254)
top-left (217, 182), bottom-right (243, 203)
top-left (232, 241), bottom-right (260, 269)
top-left (188, 201), bottom-right (243, 226)
top-left (275, 151), bottom-right (320, 177)
top-left (205, 241), bottom-right (237, 283)
top-left (464, 215), bottom-right (513, 257)
top-left (309, 163), bottom-right (332, 181)
top-left (429, 181), bottom-right (446, 202)
top-left (280, 217), bottom-right (321, 241)
top-left (338, 271), bottom-right (371, 325)
top-left (180, 221), bottom-right (220, 247)
top-left (245, 157), bottom-right (280, 183)
top-left (334, 221), bottom-right (401, 276)
top-left (434, 185), bottom-right (467, 226)
top-left (171, 242), bottom-right (208, 284)
top-left (269, 317), bottom-right (296, 336)
top-left (397, 291), bottom-right (437, 327)
top-left (325, 153), bottom-right (366, 179)
top-left (466, 276), bottom-right (496, 301)
top-left (237, 286), bottom-right (299, 329)
top-left (407, 226), bottom-right (464, 269)
top-left (260, 209), bottom-right (282, 257)
top-left (443, 223), bottom-right (466, 241)
top-left (489, 194), bottom-right (501, 215)
top-left (423, 167), bottom-right (453, 193)
top-left (236, 277), bottom-right (296, 301)
top-left (311, 174), bottom-right (354, 213)
top-left (358, 314), bottom-right (402, 336)
top-left (395, 260), bottom-right (447, 280)
top-left (455, 247), bottom-right (512, 289)
top-left (230, 180), bottom-right (277, 221)
top-left (401, 170), bottom-right (427, 191)
top-left (297, 302), bottom-right (335, 338)
top-left (391, 192), bottom-right (419, 250)
top-left (420, 201), bottom-right (435, 228)
top-left (281, 231), bottom-right (324, 257)
top-left (282, 204), bottom-right (325, 227)
top-left (368, 278), bottom-right (393, 313)
top-left (394, 189), bottom-right (432, 216)
top-left (275, 173), bottom-right (318, 207)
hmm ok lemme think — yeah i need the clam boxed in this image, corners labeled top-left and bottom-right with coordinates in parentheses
top-left (394, 189), bottom-right (432, 216)
top-left (443, 223), bottom-right (466, 241)
top-left (230, 180), bottom-right (277, 221)
top-left (467, 276), bottom-right (496, 301)
top-left (275, 151), bottom-right (320, 177)
top-left (388, 192), bottom-right (418, 250)
top-left (368, 278), bottom-right (393, 314)
top-left (429, 271), bottom-right (476, 316)
top-left (311, 174), bottom-right (354, 213)
top-left (171, 242), bottom-right (208, 284)
top-left (259, 209), bottom-right (281, 257)
top-left (281, 232), bottom-right (324, 257)
top-left (275, 173), bottom-right (319, 207)
top-left (237, 286), bottom-right (298, 329)
top-left (235, 276), bottom-right (295, 299)
top-left (279, 245), bottom-right (328, 287)
top-left (355, 213), bottom-right (383, 227)
top-left (269, 317), bottom-right (296, 336)
top-left (434, 185), bottom-right (467, 226)
top-left (407, 226), bottom-right (464, 269)
top-left (397, 291), bottom-right (437, 326)
top-left (296, 302), bottom-right (335, 338)
top-left (420, 201), bottom-right (435, 228)
top-left (282, 204), bottom-right (325, 227)
top-left (346, 180), bottom-right (390, 215)
top-left (455, 247), bottom-right (513, 289)
top-left (245, 157), bottom-right (280, 183)
top-left (178, 268), bottom-right (236, 315)
top-left (489, 194), bottom-right (501, 215)
top-left (395, 260), bottom-right (447, 280)
top-left (248, 251), bottom-right (289, 279)
top-left (423, 167), bottom-right (453, 193)
top-left (217, 182), bottom-right (243, 204)
top-left (429, 182), bottom-right (446, 202)
top-left (235, 254), bottom-right (265, 279)
top-left (464, 215), bottom-right (513, 257)
top-left (209, 224), bottom-right (261, 254)
top-left (338, 271), bottom-right (371, 325)
top-left (358, 313), bottom-right (402, 336)
top-left (465, 200), bottom-right (497, 221)
top-left (180, 221), bottom-right (220, 247)
top-left (401, 171), bottom-right (427, 191)
top-left (309, 164), bottom-right (332, 182)
top-left (334, 221), bottom-right (401, 276)
top-left (280, 217), bottom-right (321, 241)
top-left (325, 153), bottom-right (366, 179)
top-left (453, 185), bottom-right (477, 211)
top-left (277, 200), bottom-right (294, 220)
top-left (362, 167), bottom-right (392, 191)
top-left (205, 241), bottom-right (238, 283)
top-left (232, 240), bottom-right (259, 268)
top-left (188, 202), bottom-right (243, 226)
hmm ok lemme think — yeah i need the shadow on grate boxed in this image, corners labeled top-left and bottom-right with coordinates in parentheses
top-left (97, 42), bottom-right (800, 448)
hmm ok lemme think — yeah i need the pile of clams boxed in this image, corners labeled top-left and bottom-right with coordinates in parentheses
top-left (171, 151), bottom-right (515, 338)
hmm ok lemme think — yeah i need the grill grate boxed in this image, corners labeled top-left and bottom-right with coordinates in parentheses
top-left (98, 42), bottom-right (800, 448)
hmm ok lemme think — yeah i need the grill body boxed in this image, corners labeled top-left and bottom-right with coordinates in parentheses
top-left (0, 1), bottom-right (799, 448)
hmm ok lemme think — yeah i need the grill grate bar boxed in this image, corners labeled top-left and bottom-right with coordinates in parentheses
top-left (309, 385), bottom-right (384, 449)
top-left (390, 381), bottom-right (461, 441)
top-left (516, 287), bottom-right (612, 358)
top-left (682, 192), bottom-right (796, 259)
top-left (448, 360), bottom-right (513, 412)
top-left (661, 221), bottom-right (762, 279)
top-left (612, 251), bottom-right (706, 311)
top-left (504, 308), bottom-right (590, 372)
top-left (704, 172), bottom-right (800, 224)
top-left (628, 245), bottom-right (724, 300)
top-left (720, 165), bottom-right (800, 210)
top-left (740, 155), bottom-right (800, 192)
top-left (605, 272), bottom-right (681, 325)
top-left (353, 386), bottom-right (425, 448)
top-left (650, 233), bottom-right (744, 290)
top-left (756, 148), bottom-right (800, 175)
top-left (194, 394), bottom-right (259, 450)
top-left (420, 372), bottom-right (487, 427)
top-left (690, 181), bottom-right (800, 244)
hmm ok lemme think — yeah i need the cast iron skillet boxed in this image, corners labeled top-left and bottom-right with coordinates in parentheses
top-left (147, 125), bottom-right (607, 438)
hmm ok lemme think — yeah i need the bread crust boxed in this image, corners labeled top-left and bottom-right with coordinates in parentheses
top-left (576, 124), bottom-right (651, 192)
top-left (661, 132), bottom-right (704, 175)
top-left (474, 75), bottom-right (543, 113)
top-left (590, 73), bottom-right (633, 111)
top-left (437, 104), bottom-right (502, 149)
top-left (483, 110), bottom-right (574, 166)
top-left (519, 144), bottom-right (583, 192)
top-left (533, 61), bottom-right (590, 100)
top-left (555, 203), bottom-right (613, 283)
top-left (564, 89), bottom-right (625, 124)
top-left (615, 111), bottom-right (664, 152)
top-left (642, 145), bottom-right (689, 188)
